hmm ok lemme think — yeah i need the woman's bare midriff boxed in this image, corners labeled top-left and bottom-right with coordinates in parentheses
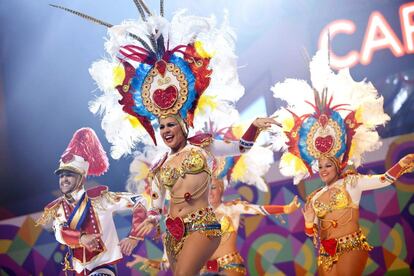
top-left (210, 232), bottom-right (238, 259)
top-left (168, 172), bottom-right (211, 218)
top-left (319, 208), bottom-right (360, 240)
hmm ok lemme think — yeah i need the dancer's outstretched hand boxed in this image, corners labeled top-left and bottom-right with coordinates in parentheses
top-left (284, 195), bottom-right (301, 214)
top-left (135, 217), bottom-right (157, 237)
top-left (301, 201), bottom-right (315, 224)
top-left (399, 153), bottom-right (414, 172)
top-left (119, 237), bottom-right (140, 256)
top-left (253, 117), bottom-right (282, 129)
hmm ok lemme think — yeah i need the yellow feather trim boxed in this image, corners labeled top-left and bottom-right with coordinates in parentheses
top-left (133, 162), bottom-right (150, 182)
top-left (348, 140), bottom-right (356, 160)
top-left (231, 156), bottom-right (247, 181)
top-left (282, 117), bottom-right (294, 132)
top-left (232, 125), bottom-right (245, 139)
top-left (194, 95), bottom-right (217, 116)
top-left (127, 115), bottom-right (143, 129)
top-left (282, 152), bottom-right (308, 173)
top-left (113, 65), bottom-right (125, 87)
top-left (354, 107), bottom-right (363, 123)
top-left (194, 41), bottom-right (213, 58)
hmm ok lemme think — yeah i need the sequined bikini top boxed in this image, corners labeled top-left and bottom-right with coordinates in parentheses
top-left (157, 148), bottom-right (211, 189)
top-left (312, 182), bottom-right (352, 218)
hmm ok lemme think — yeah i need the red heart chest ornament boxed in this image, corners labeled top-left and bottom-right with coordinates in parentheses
top-left (166, 217), bottom-right (185, 241)
top-left (315, 135), bottom-right (334, 153)
top-left (152, 85), bottom-right (178, 109)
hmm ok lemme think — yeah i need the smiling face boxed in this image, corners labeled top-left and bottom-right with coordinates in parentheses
top-left (159, 116), bottom-right (187, 153)
top-left (59, 170), bottom-right (82, 195)
top-left (209, 178), bottom-right (224, 207)
top-left (318, 157), bottom-right (340, 186)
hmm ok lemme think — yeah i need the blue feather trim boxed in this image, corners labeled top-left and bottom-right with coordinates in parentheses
top-left (131, 63), bottom-right (156, 120)
top-left (331, 111), bottom-right (347, 158)
top-left (169, 55), bottom-right (196, 120)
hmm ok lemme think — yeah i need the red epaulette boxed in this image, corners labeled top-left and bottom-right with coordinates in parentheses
top-left (86, 185), bottom-right (108, 199)
top-left (188, 133), bottom-right (213, 148)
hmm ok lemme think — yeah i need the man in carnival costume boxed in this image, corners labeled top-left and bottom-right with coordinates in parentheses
top-left (37, 128), bottom-right (147, 275)
top-left (270, 48), bottom-right (414, 275)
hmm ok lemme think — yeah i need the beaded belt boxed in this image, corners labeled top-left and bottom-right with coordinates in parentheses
top-left (318, 229), bottom-right (372, 271)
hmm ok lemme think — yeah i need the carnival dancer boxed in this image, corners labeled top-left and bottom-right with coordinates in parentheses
top-left (125, 126), bottom-right (301, 275)
top-left (132, 115), bottom-right (276, 276)
top-left (37, 128), bottom-right (147, 275)
top-left (269, 48), bottom-right (414, 275)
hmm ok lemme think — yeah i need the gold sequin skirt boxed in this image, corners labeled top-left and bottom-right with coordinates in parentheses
top-left (318, 229), bottom-right (372, 271)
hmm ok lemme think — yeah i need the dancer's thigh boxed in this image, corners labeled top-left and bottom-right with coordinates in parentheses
top-left (174, 231), bottom-right (220, 276)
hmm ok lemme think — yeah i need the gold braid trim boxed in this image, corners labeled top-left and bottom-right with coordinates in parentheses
top-left (35, 205), bottom-right (59, 226)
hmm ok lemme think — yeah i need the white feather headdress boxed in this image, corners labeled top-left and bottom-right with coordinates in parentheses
top-left (270, 48), bottom-right (389, 184)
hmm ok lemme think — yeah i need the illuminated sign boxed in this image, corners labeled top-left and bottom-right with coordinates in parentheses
top-left (318, 2), bottom-right (414, 69)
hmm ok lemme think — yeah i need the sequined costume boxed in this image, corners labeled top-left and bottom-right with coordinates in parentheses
top-left (148, 140), bottom-right (256, 260)
top-left (305, 171), bottom-right (409, 271)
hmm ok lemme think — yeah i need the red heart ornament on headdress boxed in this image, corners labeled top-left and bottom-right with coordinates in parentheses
top-left (153, 86), bottom-right (178, 109)
top-left (315, 135), bottom-right (334, 153)
top-left (166, 217), bottom-right (185, 241)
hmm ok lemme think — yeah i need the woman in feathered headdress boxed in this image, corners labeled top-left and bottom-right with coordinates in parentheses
top-left (270, 48), bottom-right (414, 275)
top-left (50, 2), bottom-right (279, 274)
top-left (124, 124), bottom-right (300, 275)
